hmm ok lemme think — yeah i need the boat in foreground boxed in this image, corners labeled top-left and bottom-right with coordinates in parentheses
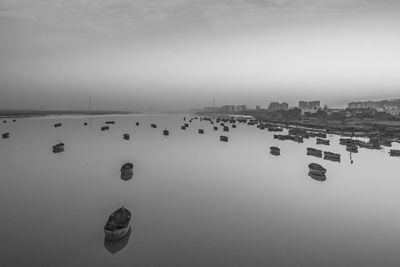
top-left (104, 207), bottom-right (131, 241)
top-left (308, 163), bottom-right (326, 176)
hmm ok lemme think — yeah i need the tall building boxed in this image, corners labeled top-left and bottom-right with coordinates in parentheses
top-left (222, 105), bottom-right (235, 113)
top-left (268, 102), bottom-right (289, 112)
top-left (234, 105), bottom-right (247, 112)
top-left (298, 101), bottom-right (321, 114)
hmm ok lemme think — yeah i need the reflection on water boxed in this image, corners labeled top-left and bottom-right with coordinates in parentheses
top-left (1, 113), bottom-right (400, 266)
top-left (308, 171), bottom-right (327, 182)
top-left (104, 226), bottom-right (132, 254)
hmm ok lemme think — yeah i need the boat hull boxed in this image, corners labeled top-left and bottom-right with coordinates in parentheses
top-left (104, 226), bottom-right (130, 241)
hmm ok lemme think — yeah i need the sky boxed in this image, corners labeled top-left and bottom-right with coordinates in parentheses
top-left (0, 0), bottom-right (400, 111)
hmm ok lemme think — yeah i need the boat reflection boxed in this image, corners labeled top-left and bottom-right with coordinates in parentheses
top-left (308, 171), bottom-right (326, 182)
top-left (104, 226), bottom-right (132, 254)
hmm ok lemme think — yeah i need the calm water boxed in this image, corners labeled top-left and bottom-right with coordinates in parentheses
top-left (1, 114), bottom-right (400, 266)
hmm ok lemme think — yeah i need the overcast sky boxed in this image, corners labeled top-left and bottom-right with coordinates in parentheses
top-left (1, 0), bottom-right (400, 110)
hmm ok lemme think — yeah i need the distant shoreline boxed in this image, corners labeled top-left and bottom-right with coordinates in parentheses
top-left (0, 110), bottom-right (140, 118)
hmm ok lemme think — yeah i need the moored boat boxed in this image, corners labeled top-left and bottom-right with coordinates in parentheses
top-left (220, 135), bottom-right (228, 142)
top-left (316, 138), bottom-right (330, 145)
top-left (52, 142), bottom-right (64, 153)
top-left (123, 134), bottom-right (130, 140)
top-left (54, 123), bottom-right (62, 128)
top-left (104, 226), bottom-right (132, 254)
top-left (346, 145), bottom-right (358, 153)
top-left (136, 122), bottom-right (139, 126)
top-left (101, 126), bottom-right (109, 131)
top-left (198, 129), bottom-right (204, 134)
top-left (105, 121), bottom-right (115, 125)
top-left (324, 151), bottom-right (341, 162)
top-left (213, 126), bottom-right (218, 131)
top-left (151, 124), bottom-right (157, 128)
top-left (223, 126), bottom-right (229, 132)
top-left (163, 129), bottom-right (169, 136)
top-left (2, 132), bottom-right (10, 139)
top-left (306, 147), bottom-right (322, 157)
top-left (389, 149), bottom-right (400, 157)
top-left (270, 146), bottom-right (280, 155)
top-left (104, 207), bottom-right (131, 241)
top-left (308, 163), bottom-right (327, 176)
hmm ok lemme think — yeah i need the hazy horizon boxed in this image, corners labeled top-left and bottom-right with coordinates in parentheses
top-left (1, 0), bottom-right (400, 111)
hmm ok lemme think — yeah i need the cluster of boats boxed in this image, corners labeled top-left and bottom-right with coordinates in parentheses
top-left (308, 163), bottom-right (327, 181)
top-left (2, 132), bottom-right (9, 139)
top-left (306, 148), bottom-right (341, 162)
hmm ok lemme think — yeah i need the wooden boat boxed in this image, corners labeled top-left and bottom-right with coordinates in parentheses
top-left (2, 132), bottom-right (10, 139)
top-left (268, 126), bottom-right (283, 132)
top-left (308, 163), bottom-right (327, 176)
top-left (389, 150), bottom-right (400, 157)
top-left (270, 146), bottom-right (280, 155)
top-left (123, 134), bottom-right (130, 140)
top-left (346, 145), bottom-right (358, 153)
top-left (54, 123), bottom-right (62, 128)
top-left (181, 126), bottom-right (186, 130)
top-left (340, 138), bottom-right (354, 146)
top-left (101, 126), bottom-right (109, 131)
top-left (105, 121), bottom-right (115, 125)
top-left (84, 122), bottom-right (88, 126)
top-left (220, 135), bottom-right (228, 142)
top-left (12, 119), bottom-right (16, 122)
top-left (104, 226), bottom-right (132, 254)
top-left (324, 151), bottom-right (341, 162)
top-left (163, 130), bottom-right (169, 136)
top-left (52, 143), bottom-right (64, 153)
top-left (136, 122), bottom-right (139, 126)
top-left (223, 126), bottom-right (229, 132)
top-left (198, 129), bottom-right (204, 134)
top-left (308, 171), bottom-right (326, 182)
top-left (104, 207), bottom-right (131, 241)
top-left (316, 138), bottom-right (330, 145)
top-left (3, 120), bottom-right (7, 123)
top-left (120, 163), bottom-right (133, 174)
top-left (232, 124), bottom-right (236, 128)
top-left (306, 147), bottom-right (322, 157)
top-left (214, 126), bottom-right (218, 131)
top-left (151, 124), bottom-right (157, 128)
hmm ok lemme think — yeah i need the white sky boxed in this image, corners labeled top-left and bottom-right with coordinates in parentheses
top-left (1, 0), bottom-right (400, 110)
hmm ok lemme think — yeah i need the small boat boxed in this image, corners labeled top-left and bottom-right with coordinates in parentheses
top-left (12, 119), bottom-right (16, 122)
top-left (198, 129), bottom-right (204, 134)
top-left (120, 163), bottom-right (133, 181)
top-left (389, 150), bottom-right (400, 157)
top-left (306, 147), bottom-right (322, 158)
top-left (136, 122), bottom-right (139, 126)
top-left (220, 135), bottom-right (228, 142)
top-left (232, 124), bottom-right (236, 128)
top-left (183, 117), bottom-right (186, 121)
top-left (324, 151), bottom-right (341, 162)
top-left (214, 126), bottom-right (218, 131)
top-left (163, 130), bottom-right (169, 136)
top-left (340, 138), bottom-right (354, 146)
top-left (105, 121), bottom-right (115, 124)
top-left (123, 134), bottom-right (130, 140)
top-left (101, 126), bottom-right (109, 131)
top-left (316, 138), bottom-right (330, 145)
top-left (308, 171), bottom-right (326, 182)
top-left (2, 132), bottom-right (10, 139)
top-left (151, 124), bottom-right (157, 128)
top-left (181, 126), bottom-right (186, 130)
top-left (52, 143), bottom-right (64, 153)
top-left (104, 207), bottom-right (131, 241)
top-left (104, 226), bottom-right (132, 254)
top-left (308, 163), bottom-right (327, 176)
top-left (346, 145), bottom-right (358, 153)
top-left (54, 123), bottom-right (62, 128)
top-left (270, 146), bottom-right (280, 155)
top-left (3, 120), bottom-right (7, 123)
top-left (223, 126), bottom-right (229, 132)
top-left (84, 122), bottom-right (88, 126)
top-left (268, 126), bottom-right (283, 132)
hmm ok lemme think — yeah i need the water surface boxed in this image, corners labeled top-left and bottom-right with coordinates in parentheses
top-left (1, 114), bottom-right (400, 266)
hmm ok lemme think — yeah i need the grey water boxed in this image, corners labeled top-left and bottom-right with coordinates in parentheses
top-left (1, 114), bottom-right (400, 266)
